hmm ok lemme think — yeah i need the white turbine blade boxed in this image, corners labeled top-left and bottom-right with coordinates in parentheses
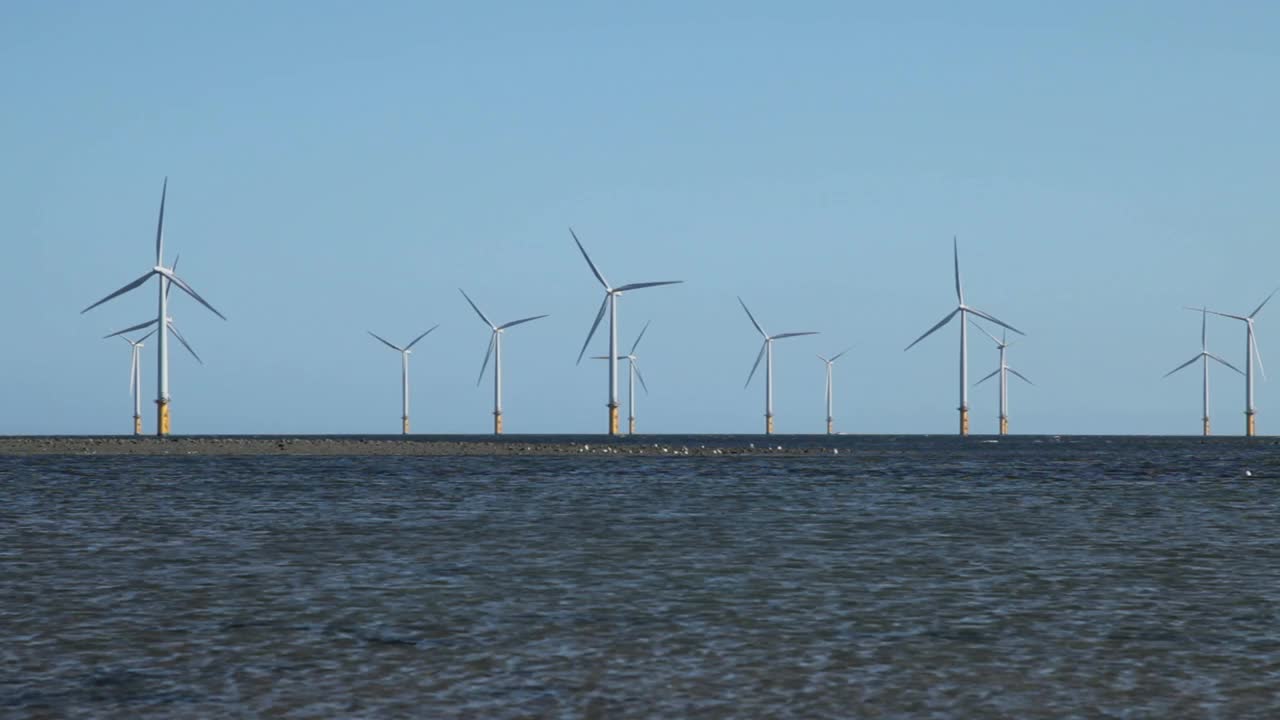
top-left (569, 227), bottom-right (610, 290)
top-left (1203, 308), bottom-right (1247, 322)
top-left (139, 328), bottom-right (156, 343)
top-left (829, 345), bottom-right (854, 362)
top-left (157, 268), bottom-right (226, 320)
top-left (737, 297), bottom-right (766, 338)
top-left (1163, 355), bottom-right (1201, 378)
top-left (576, 295), bottom-right (609, 364)
top-left (82, 270), bottom-right (156, 314)
top-left (974, 368), bottom-right (1000, 386)
top-left (590, 355), bottom-right (610, 360)
top-left (953, 236), bottom-right (964, 305)
top-left (498, 314), bottom-right (549, 331)
top-left (771, 331), bottom-right (819, 340)
top-left (632, 359), bottom-right (650, 394)
top-left (368, 331), bottom-right (402, 352)
top-left (1207, 353), bottom-right (1244, 375)
top-left (970, 318), bottom-right (1001, 346)
top-left (1199, 308), bottom-right (1207, 350)
top-left (629, 320), bottom-right (651, 355)
top-left (477, 334), bottom-right (495, 386)
top-left (904, 308), bottom-right (959, 351)
top-left (405, 325), bottom-right (439, 350)
top-left (165, 254), bottom-right (180, 300)
top-left (1249, 288), bottom-right (1279, 319)
top-left (155, 177), bottom-right (167, 265)
top-left (458, 289), bottom-right (496, 329)
top-left (615, 280), bottom-right (682, 292)
top-left (1008, 368), bottom-right (1034, 385)
top-left (965, 306), bottom-right (1025, 336)
top-left (744, 341), bottom-right (767, 388)
top-left (1253, 329), bottom-right (1266, 381)
top-left (816, 354), bottom-right (830, 363)
top-left (104, 318), bottom-right (159, 339)
top-left (169, 323), bottom-right (204, 365)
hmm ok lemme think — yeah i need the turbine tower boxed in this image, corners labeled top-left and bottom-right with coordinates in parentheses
top-left (572, 228), bottom-right (681, 436)
top-left (1204, 289), bottom-right (1276, 436)
top-left (459, 288), bottom-right (548, 435)
top-left (1167, 307), bottom-right (1244, 436)
top-left (740, 297), bottom-right (818, 434)
top-left (594, 321), bottom-right (653, 435)
top-left (369, 327), bottom-right (438, 434)
top-left (904, 237), bottom-right (1023, 436)
top-left (81, 178), bottom-right (226, 436)
top-left (119, 330), bottom-right (155, 435)
top-left (972, 322), bottom-right (1033, 435)
top-left (816, 346), bottom-right (851, 435)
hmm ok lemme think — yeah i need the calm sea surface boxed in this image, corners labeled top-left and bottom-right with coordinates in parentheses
top-left (3, 436), bottom-right (1279, 718)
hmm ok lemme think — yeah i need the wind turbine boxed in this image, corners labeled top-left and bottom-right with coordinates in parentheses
top-left (1203, 288), bottom-right (1278, 436)
top-left (459, 289), bottom-right (548, 435)
top-left (368, 327), bottom-right (438, 435)
top-left (81, 178), bottom-right (226, 436)
top-left (118, 330), bottom-right (156, 435)
top-left (816, 346), bottom-right (851, 435)
top-left (904, 237), bottom-right (1023, 436)
top-left (1165, 307), bottom-right (1243, 436)
top-left (972, 321), bottom-right (1033, 435)
top-left (740, 297), bottom-right (818, 434)
top-left (103, 255), bottom-right (205, 366)
top-left (572, 228), bottom-right (682, 435)
top-left (593, 321), bottom-right (652, 435)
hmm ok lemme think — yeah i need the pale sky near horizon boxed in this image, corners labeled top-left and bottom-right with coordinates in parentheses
top-left (3, 2), bottom-right (1278, 435)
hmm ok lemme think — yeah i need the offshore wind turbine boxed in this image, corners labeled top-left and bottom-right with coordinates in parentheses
top-left (118, 330), bottom-right (155, 435)
top-left (816, 346), bottom-right (851, 435)
top-left (1203, 288), bottom-right (1275, 436)
top-left (904, 237), bottom-right (1023, 436)
top-left (368, 327), bottom-right (438, 435)
top-left (1165, 307), bottom-right (1242, 436)
top-left (572, 228), bottom-right (682, 436)
top-left (81, 178), bottom-right (226, 436)
top-left (459, 288), bottom-right (548, 434)
top-left (593, 321), bottom-right (652, 435)
top-left (972, 322), bottom-right (1033, 435)
top-left (740, 297), bottom-right (818, 434)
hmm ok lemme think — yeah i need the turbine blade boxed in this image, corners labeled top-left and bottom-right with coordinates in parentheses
top-left (969, 317), bottom-right (1001, 345)
top-left (569, 227), bottom-right (610, 290)
top-left (975, 368), bottom-right (1000, 386)
top-left (1204, 309), bottom-right (1247, 322)
top-left (1008, 368), bottom-right (1034, 385)
top-left (139, 328), bottom-right (156, 343)
top-left (1200, 307), bottom-right (1207, 350)
top-left (104, 318), bottom-right (159, 339)
top-left (816, 354), bottom-right (830, 363)
top-left (405, 325), bottom-right (439, 350)
top-left (904, 308), bottom-right (959, 351)
top-left (155, 177), bottom-right (167, 265)
top-left (1207, 353), bottom-right (1245, 375)
top-left (82, 271), bottom-right (156, 314)
top-left (829, 345), bottom-right (854, 362)
top-left (458, 288), bottom-right (495, 329)
top-left (169, 323), bottom-right (203, 365)
top-left (771, 331), bottom-right (819, 340)
top-left (745, 341), bottom-right (766, 388)
top-left (953, 236), bottom-right (964, 305)
top-left (738, 297), bottom-right (766, 337)
top-left (165, 254), bottom-right (180, 299)
top-left (368, 331), bottom-right (402, 352)
top-left (615, 280), bottom-right (682, 292)
top-left (1250, 287), bottom-right (1279, 319)
top-left (477, 334), bottom-right (495, 386)
top-left (498, 314), bottom-right (549, 330)
top-left (158, 269), bottom-right (226, 320)
top-left (1253, 329), bottom-right (1266, 381)
top-left (576, 295), bottom-right (608, 365)
top-left (629, 320), bottom-right (651, 355)
top-left (1163, 355), bottom-right (1201, 378)
top-left (632, 359), bottom-right (649, 394)
top-left (965, 307), bottom-right (1025, 336)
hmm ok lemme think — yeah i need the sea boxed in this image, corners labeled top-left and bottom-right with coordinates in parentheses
top-left (3, 435), bottom-right (1279, 718)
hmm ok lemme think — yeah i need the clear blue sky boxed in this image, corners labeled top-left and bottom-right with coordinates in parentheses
top-left (3, 2), bottom-right (1278, 435)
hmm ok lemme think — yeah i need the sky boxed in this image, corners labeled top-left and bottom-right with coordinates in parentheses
top-left (2, 1), bottom-right (1279, 436)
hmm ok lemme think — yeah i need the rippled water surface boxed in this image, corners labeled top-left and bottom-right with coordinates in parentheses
top-left (4, 436), bottom-right (1280, 718)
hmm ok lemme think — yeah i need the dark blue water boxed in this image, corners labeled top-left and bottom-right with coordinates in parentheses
top-left (3, 436), bottom-right (1279, 718)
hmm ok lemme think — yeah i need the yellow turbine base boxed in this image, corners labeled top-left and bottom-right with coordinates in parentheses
top-left (960, 408), bottom-right (969, 437)
top-left (999, 416), bottom-right (1008, 436)
top-left (766, 415), bottom-right (774, 435)
top-left (609, 405), bottom-right (620, 436)
top-left (157, 401), bottom-right (170, 436)
top-left (629, 417), bottom-right (636, 435)
top-left (1203, 417), bottom-right (1211, 437)
top-left (826, 418), bottom-right (833, 435)
top-left (1247, 412), bottom-right (1256, 437)
top-left (402, 416), bottom-right (410, 435)
top-left (133, 416), bottom-right (142, 436)
top-left (494, 412), bottom-right (503, 435)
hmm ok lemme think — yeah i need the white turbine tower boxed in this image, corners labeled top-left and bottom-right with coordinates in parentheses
top-left (369, 327), bottom-right (438, 435)
top-left (1204, 288), bottom-right (1277, 436)
top-left (572, 228), bottom-right (681, 436)
top-left (971, 322), bottom-right (1033, 435)
top-left (81, 178), bottom-right (226, 436)
top-left (904, 237), bottom-right (1023, 436)
top-left (459, 288), bottom-right (548, 435)
top-left (593, 321), bottom-right (653, 435)
top-left (119, 330), bottom-right (155, 435)
top-left (740, 297), bottom-right (818, 434)
top-left (1166, 307), bottom-right (1244, 436)
top-left (816, 346), bottom-right (851, 435)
